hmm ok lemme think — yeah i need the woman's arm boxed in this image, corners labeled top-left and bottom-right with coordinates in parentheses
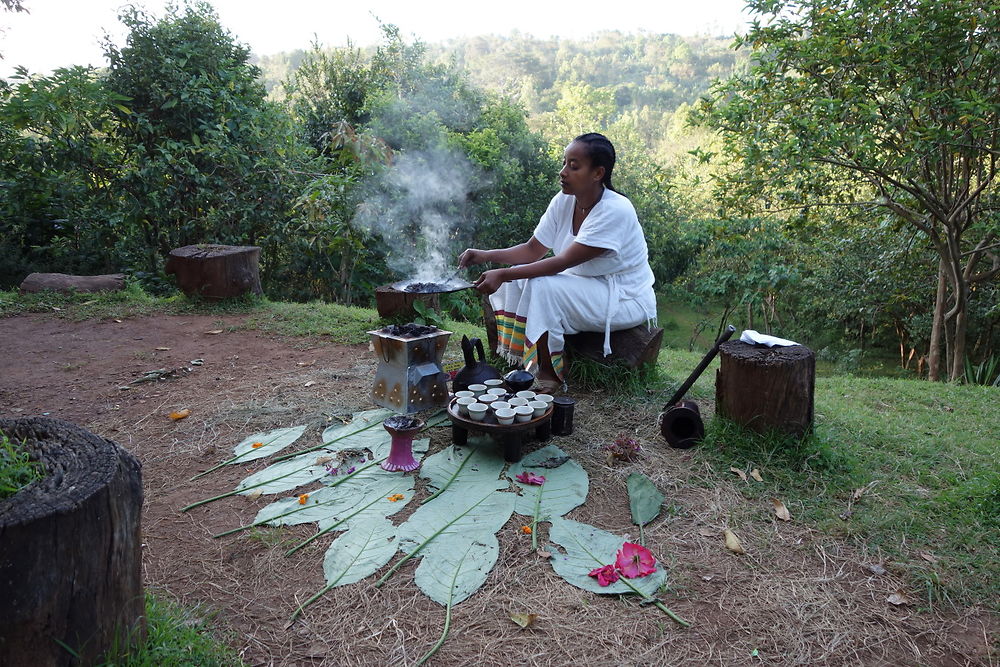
top-left (458, 238), bottom-right (549, 269)
top-left (473, 241), bottom-right (605, 294)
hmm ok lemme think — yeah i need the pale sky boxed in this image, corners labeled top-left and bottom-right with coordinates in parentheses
top-left (1, 0), bottom-right (753, 78)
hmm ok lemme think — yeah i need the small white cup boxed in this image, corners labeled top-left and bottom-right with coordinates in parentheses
top-left (491, 401), bottom-right (511, 413)
top-left (456, 396), bottom-right (476, 416)
top-left (467, 403), bottom-right (488, 421)
top-left (495, 407), bottom-right (516, 425)
top-left (468, 384), bottom-right (487, 397)
top-left (484, 378), bottom-right (505, 388)
top-left (514, 405), bottom-right (533, 423)
top-left (479, 394), bottom-right (498, 407)
top-left (508, 397), bottom-right (528, 407)
top-left (528, 400), bottom-right (547, 418)
top-left (487, 387), bottom-right (507, 396)
top-left (533, 393), bottom-right (554, 407)
top-left (515, 390), bottom-right (536, 401)
top-left (455, 390), bottom-right (475, 400)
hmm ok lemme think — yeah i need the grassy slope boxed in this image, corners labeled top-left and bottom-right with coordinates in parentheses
top-left (3, 287), bottom-right (997, 607)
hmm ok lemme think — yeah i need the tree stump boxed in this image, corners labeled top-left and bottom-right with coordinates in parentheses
top-left (19, 273), bottom-right (126, 294)
top-left (0, 417), bottom-right (145, 666)
top-left (715, 341), bottom-right (815, 437)
top-left (165, 244), bottom-right (262, 300)
top-left (374, 284), bottom-right (441, 319)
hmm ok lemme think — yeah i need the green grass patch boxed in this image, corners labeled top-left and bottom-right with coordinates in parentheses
top-left (656, 291), bottom-right (727, 353)
top-left (103, 592), bottom-right (242, 666)
top-left (699, 374), bottom-right (1000, 609)
top-left (0, 285), bottom-right (486, 348)
top-left (0, 432), bottom-right (45, 499)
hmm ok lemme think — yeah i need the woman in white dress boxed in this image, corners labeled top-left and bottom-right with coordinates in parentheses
top-left (458, 133), bottom-right (657, 392)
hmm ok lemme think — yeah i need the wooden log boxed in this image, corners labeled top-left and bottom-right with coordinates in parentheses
top-left (165, 244), bottom-right (262, 300)
top-left (714, 341), bottom-right (815, 437)
top-left (19, 272), bottom-right (125, 294)
top-left (374, 284), bottom-right (440, 319)
top-left (0, 417), bottom-right (145, 666)
top-left (565, 325), bottom-right (664, 369)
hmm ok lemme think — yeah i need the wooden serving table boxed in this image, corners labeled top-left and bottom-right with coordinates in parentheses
top-left (447, 398), bottom-right (552, 462)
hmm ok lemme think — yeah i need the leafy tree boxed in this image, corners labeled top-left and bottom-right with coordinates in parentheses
top-left (103, 1), bottom-right (312, 282)
top-left (699, 0), bottom-right (1000, 380)
top-left (684, 218), bottom-right (800, 337)
top-left (0, 66), bottom-right (126, 286)
top-left (280, 27), bottom-right (554, 302)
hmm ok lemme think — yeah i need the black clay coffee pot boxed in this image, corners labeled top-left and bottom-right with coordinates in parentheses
top-left (452, 336), bottom-right (502, 392)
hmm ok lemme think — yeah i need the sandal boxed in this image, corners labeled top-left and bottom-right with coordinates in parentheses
top-left (533, 379), bottom-right (564, 394)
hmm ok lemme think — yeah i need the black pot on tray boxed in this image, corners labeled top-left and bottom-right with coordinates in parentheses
top-left (453, 336), bottom-right (502, 392)
top-left (504, 369), bottom-right (535, 392)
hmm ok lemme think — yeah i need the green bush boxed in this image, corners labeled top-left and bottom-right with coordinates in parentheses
top-left (0, 432), bottom-right (44, 499)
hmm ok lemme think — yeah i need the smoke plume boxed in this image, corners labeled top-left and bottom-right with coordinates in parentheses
top-left (352, 77), bottom-right (488, 283)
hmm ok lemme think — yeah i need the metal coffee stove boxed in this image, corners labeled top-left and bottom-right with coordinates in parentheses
top-left (369, 323), bottom-right (452, 413)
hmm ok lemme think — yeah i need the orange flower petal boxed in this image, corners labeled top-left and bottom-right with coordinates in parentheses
top-left (521, 526), bottom-right (532, 534)
top-left (251, 442), bottom-right (264, 449)
top-left (298, 494), bottom-right (309, 505)
top-left (168, 408), bottom-right (191, 421)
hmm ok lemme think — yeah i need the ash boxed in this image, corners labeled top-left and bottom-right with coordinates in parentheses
top-left (379, 323), bottom-right (439, 338)
top-left (384, 415), bottom-right (422, 430)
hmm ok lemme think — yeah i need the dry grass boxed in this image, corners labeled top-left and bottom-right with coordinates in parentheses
top-left (113, 384), bottom-right (995, 666)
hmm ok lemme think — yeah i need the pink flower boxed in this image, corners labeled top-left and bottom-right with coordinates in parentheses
top-left (515, 471), bottom-right (546, 485)
top-left (615, 542), bottom-right (657, 578)
top-left (588, 564), bottom-right (620, 587)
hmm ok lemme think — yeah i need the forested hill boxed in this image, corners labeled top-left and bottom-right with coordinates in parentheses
top-left (425, 32), bottom-right (743, 112)
top-left (254, 31), bottom-right (744, 155)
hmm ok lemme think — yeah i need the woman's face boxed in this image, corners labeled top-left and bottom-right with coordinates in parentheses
top-left (559, 141), bottom-right (604, 196)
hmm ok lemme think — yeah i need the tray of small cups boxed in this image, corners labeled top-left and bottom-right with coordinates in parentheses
top-left (450, 385), bottom-right (554, 429)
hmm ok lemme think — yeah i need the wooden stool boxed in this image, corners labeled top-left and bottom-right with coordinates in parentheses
top-left (564, 325), bottom-right (664, 369)
top-left (481, 295), bottom-right (663, 369)
top-left (714, 340), bottom-right (815, 437)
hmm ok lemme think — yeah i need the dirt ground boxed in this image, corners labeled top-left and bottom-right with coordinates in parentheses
top-left (1, 312), bottom-right (995, 666)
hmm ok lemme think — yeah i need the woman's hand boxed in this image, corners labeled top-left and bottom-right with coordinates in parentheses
top-left (473, 269), bottom-right (507, 295)
top-left (458, 248), bottom-right (489, 269)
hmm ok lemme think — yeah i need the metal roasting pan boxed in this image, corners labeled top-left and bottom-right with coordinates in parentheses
top-left (389, 278), bottom-right (475, 294)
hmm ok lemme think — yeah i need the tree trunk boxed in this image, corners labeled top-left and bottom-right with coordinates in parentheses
top-left (928, 257), bottom-right (947, 381)
top-left (0, 417), bottom-right (145, 666)
top-left (951, 292), bottom-right (969, 382)
top-left (715, 341), bottom-right (815, 438)
top-left (165, 244), bottom-right (263, 300)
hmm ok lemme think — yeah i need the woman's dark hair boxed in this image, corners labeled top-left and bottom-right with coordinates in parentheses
top-left (573, 132), bottom-right (617, 192)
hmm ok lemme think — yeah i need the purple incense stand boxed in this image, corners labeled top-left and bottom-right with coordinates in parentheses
top-left (381, 416), bottom-right (424, 472)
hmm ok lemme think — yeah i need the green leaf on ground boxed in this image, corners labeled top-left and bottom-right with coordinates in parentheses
top-left (507, 444), bottom-right (588, 521)
top-left (627, 472), bottom-right (664, 527)
top-left (548, 517), bottom-right (666, 597)
top-left (414, 532), bottom-right (500, 605)
top-left (322, 517), bottom-right (399, 588)
top-left (420, 442), bottom-right (508, 501)
top-left (232, 425), bottom-right (307, 463)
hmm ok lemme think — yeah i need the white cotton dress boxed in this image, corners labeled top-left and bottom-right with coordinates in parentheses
top-left (489, 188), bottom-right (657, 378)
